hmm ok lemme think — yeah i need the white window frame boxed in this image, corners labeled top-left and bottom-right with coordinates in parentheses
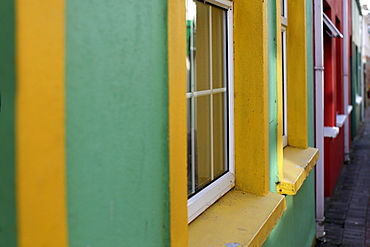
top-left (323, 13), bottom-right (343, 38)
top-left (187, 0), bottom-right (234, 223)
top-left (281, 0), bottom-right (288, 25)
top-left (281, 0), bottom-right (288, 148)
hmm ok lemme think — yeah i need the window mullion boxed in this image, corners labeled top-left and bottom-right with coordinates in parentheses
top-left (224, 14), bottom-right (227, 172)
top-left (209, 5), bottom-right (214, 180)
top-left (191, 96), bottom-right (196, 193)
top-left (190, 15), bottom-right (196, 193)
top-left (187, 88), bottom-right (226, 98)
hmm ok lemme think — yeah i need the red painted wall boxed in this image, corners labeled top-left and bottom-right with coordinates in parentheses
top-left (324, 131), bottom-right (345, 196)
top-left (323, 0), bottom-right (348, 197)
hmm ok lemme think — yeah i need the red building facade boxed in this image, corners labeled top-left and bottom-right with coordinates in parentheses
top-left (323, 0), bottom-right (351, 197)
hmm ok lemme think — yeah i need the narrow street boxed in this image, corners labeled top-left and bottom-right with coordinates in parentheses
top-left (317, 106), bottom-right (370, 246)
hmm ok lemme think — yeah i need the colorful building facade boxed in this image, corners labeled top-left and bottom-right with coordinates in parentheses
top-left (322, 0), bottom-right (347, 197)
top-left (351, 0), bottom-right (365, 136)
top-left (0, 0), bottom-right (364, 246)
top-left (319, 0), bottom-right (363, 198)
top-left (313, 0), bottom-right (365, 238)
top-left (363, 12), bottom-right (370, 108)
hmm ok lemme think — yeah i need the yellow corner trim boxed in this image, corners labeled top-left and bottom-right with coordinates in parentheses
top-left (16, 0), bottom-right (67, 246)
top-left (189, 190), bottom-right (286, 247)
top-left (168, 0), bottom-right (188, 246)
top-left (277, 147), bottom-right (319, 195)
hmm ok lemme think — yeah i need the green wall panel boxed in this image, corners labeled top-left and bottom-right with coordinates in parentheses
top-left (66, 0), bottom-right (170, 246)
top-left (268, 0), bottom-right (279, 192)
top-left (264, 1), bottom-right (316, 246)
top-left (0, 0), bottom-right (17, 246)
top-left (263, 173), bottom-right (316, 247)
top-left (306, 0), bottom-right (314, 147)
top-left (351, 43), bottom-right (361, 137)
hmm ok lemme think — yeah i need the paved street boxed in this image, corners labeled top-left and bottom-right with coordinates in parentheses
top-left (317, 106), bottom-right (370, 246)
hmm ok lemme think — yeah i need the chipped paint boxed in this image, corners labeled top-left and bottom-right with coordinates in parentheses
top-left (225, 243), bottom-right (242, 247)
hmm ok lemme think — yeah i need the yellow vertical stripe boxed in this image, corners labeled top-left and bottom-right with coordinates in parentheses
top-left (276, 0), bottom-right (284, 181)
top-left (234, 0), bottom-right (269, 195)
top-left (168, 0), bottom-right (188, 246)
top-left (287, 0), bottom-right (309, 148)
top-left (16, 0), bottom-right (67, 246)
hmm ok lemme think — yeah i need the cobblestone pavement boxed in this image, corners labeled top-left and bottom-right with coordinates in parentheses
top-left (316, 106), bottom-right (370, 247)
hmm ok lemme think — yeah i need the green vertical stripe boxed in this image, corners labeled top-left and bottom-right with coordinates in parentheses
top-left (264, 1), bottom-right (317, 246)
top-left (263, 173), bottom-right (316, 247)
top-left (66, 0), bottom-right (170, 246)
top-left (268, 0), bottom-right (279, 192)
top-left (351, 43), bottom-right (358, 137)
top-left (0, 0), bottom-right (17, 246)
top-left (306, 0), bottom-right (314, 147)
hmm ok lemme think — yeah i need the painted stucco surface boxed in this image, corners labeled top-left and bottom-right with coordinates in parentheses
top-left (267, 0), bottom-right (279, 193)
top-left (66, 1), bottom-right (170, 246)
top-left (351, 44), bottom-right (362, 136)
top-left (0, 1), bottom-right (17, 246)
top-left (351, 1), bottom-right (363, 136)
top-left (263, 173), bottom-right (316, 247)
top-left (234, 0), bottom-right (269, 195)
top-left (16, 0), bottom-right (67, 245)
top-left (263, 0), bottom-right (316, 245)
top-left (306, 0), bottom-right (314, 147)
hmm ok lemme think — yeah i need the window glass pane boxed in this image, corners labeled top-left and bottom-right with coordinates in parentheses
top-left (195, 95), bottom-right (211, 191)
top-left (187, 98), bottom-right (193, 195)
top-left (187, 23), bottom-right (195, 93)
top-left (195, 2), bottom-right (211, 91)
top-left (213, 92), bottom-right (226, 178)
top-left (212, 7), bottom-right (225, 89)
top-left (186, 0), bottom-right (196, 93)
top-left (282, 30), bottom-right (287, 137)
top-left (281, 0), bottom-right (286, 17)
top-left (186, 0), bottom-right (229, 198)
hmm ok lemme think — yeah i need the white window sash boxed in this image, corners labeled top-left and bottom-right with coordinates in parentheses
top-left (282, 27), bottom-right (288, 148)
top-left (205, 0), bottom-right (233, 9)
top-left (187, 0), bottom-right (234, 223)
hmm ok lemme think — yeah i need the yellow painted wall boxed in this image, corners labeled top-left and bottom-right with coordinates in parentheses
top-left (276, 0), bottom-right (284, 181)
top-left (287, 0), bottom-right (309, 149)
top-left (168, 0), bottom-right (188, 246)
top-left (234, 0), bottom-right (269, 195)
top-left (16, 0), bottom-right (67, 246)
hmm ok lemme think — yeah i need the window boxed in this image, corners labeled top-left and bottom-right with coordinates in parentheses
top-left (281, 0), bottom-right (288, 147)
top-left (186, 0), bottom-right (234, 223)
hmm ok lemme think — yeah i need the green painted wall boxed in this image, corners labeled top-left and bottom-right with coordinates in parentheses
top-left (268, 0), bottom-right (279, 192)
top-left (263, 173), bottom-right (316, 247)
top-left (351, 43), bottom-right (361, 136)
top-left (351, 50), bottom-right (356, 136)
top-left (306, 0), bottom-right (314, 147)
top-left (0, 0), bottom-right (17, 246)
top-left (351, 0), bottom-right (364, 135)
top-left (66, 1), bottom-right (170, 246)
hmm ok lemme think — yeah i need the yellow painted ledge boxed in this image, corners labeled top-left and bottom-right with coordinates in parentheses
top-left (188, 190), bottom-right (286, 247)
top-left (277, 146), bottom-right (319, 195)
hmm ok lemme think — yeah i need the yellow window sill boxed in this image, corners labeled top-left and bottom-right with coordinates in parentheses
top-left (277, 146), bottom-right (319, 195)
top-left (188, 190), bottom-right (286, 247)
